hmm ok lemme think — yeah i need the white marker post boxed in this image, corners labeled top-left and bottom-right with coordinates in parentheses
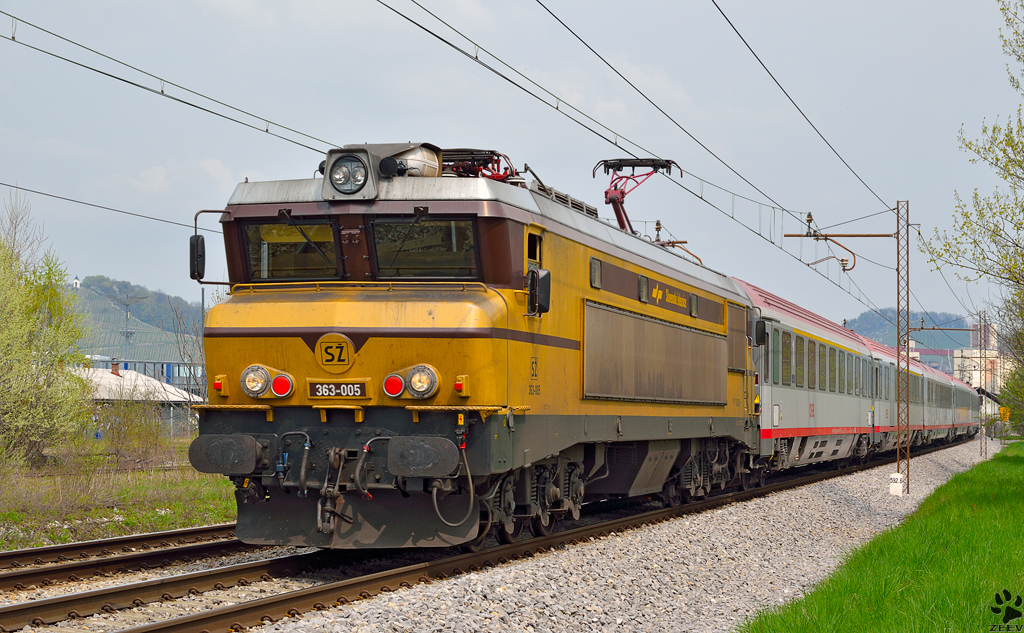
top-left (889, 472), bottom-right (905, 496)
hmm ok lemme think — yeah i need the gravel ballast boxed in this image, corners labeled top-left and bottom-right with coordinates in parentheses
top-left (252, 438), bottom-right (1000, 633)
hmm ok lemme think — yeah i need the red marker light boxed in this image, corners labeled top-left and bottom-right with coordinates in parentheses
top-left (271, 375), bottom-right (293, 397)
top-left (213, 379), bottom-right (223, 390)
top-left (383, 374), bottom-right (404, 397)
top-left (454, 381), bottom-right (464, 392)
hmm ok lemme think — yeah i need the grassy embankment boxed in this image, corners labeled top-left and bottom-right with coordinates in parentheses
top-left (0, 441), bottom-right (235, 551)
top-left (740, 440), bottom-right (1024, 632)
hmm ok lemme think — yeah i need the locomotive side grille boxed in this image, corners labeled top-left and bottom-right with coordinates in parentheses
top-left (727, 304), bottom-right (747, 372)
top-left (530, 181), bottom-right (599, 218)
top-left (584, 301), bottom-right (727, 404)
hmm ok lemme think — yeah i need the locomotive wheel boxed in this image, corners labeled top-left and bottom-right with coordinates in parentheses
top-left (496, 517), bottom-right (524, 544)
top-left (740, 471), bottom-right (754, 491)
top-left (531, 513), bottom-right (556, 537)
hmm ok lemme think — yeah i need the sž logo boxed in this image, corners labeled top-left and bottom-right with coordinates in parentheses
top-left (992, 589), bottom-right (1023, 626)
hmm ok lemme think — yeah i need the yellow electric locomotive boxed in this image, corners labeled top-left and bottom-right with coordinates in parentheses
top-left (188, 144), bottom-right (759, 549)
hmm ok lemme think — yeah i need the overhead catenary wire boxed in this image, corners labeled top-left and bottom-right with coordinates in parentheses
top-left (818, 208), bottom-right (894, 231)
top-left (0, 30), bottom-right (327, 154)
top-left (402, 0), bottom-right (815, 230)
top-left (910, 288), bottom-right (969, 349)
top-left (377, 0), bottom-right (897, 327)
top-left (5, 2), bottom-right (907, 329)
top-left (0, 10), bottom-right (338, 151)
top-left (709, 0), bottom-right (892, 211)
top-left (532, 0), bottom-right (795, 217)
top-left (0, 182), bottom-right (222, 234)
top-left (524, 0), bottom-right (905, 326)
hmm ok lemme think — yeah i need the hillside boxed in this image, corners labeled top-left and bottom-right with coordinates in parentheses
top-left (80, 276), bottom-right (203, 333)
top-left (845, 309), bottom-right (970, 349)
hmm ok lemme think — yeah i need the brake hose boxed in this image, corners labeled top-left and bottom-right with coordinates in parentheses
top-left (432, 449), bottom-right (477, 528)
top-left (354, 437), bottom-right (389, 500)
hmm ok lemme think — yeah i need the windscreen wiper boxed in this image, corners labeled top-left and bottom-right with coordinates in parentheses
top-left (278, 208), bottom-right (330, 263)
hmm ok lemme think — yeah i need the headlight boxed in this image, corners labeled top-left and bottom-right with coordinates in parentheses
top-left (406, 365), bottom-right (438, 399)
top-left (329, 155), bottom-right (368, 194)
top-left (240, 365), bottom-right (270, 398)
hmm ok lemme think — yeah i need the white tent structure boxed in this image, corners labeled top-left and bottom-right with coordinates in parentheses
top-left (76, 366), bottom-right (198, 404)
top-left (76, 363), bottom-right (200, 439)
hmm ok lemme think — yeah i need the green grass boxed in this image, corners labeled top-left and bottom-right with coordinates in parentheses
top-left (0, 441), bottom-right (236, 551)
top-left (740, 440), bottom-right (1024, 633)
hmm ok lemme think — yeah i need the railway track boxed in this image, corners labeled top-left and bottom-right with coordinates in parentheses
top-left (0, 439), bottom-right (967, 633)
top-left (0, 525), bottom-right (249, 592)
top-left (0, 524), bottom-right (238, 570)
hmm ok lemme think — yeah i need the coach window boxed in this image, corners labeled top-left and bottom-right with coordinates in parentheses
top-left (819, 344), bottom-right (828, 391)
top-left (781, 331), bottom-right (792, 386)
top-left (885, 366), bottom-right (891, 400)
top-left (772, 328), bottom-right (780, 385)
top-left (795, 336), bottom-right (805, 387)
top-left (829, 347), bottom-right (837, 392)
top-left (847, 355), bottom-right (854, 394)
top-left (837, 352), bottom-right (844, 394)
top-left (807, 340), bottom-right (816, 389)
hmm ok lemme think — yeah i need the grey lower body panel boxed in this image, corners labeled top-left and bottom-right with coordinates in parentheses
top-left (236, 489), bottom-right (479, 548)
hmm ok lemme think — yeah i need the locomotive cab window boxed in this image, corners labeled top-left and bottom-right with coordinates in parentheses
top-left (370, 216), bottom-right (480, 280)
top-left (242, 220), bottom-right (340, 281)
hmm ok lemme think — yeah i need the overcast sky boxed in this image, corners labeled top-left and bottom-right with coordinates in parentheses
top-left (0, 0), bottom-right (1015, 325)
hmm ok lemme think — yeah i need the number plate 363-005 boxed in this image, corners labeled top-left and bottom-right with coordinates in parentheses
top-left (308, 382), bottom-right (367, 398)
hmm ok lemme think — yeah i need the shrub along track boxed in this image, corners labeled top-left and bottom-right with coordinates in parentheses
top-left (0, 439), bottom-right (969, 633)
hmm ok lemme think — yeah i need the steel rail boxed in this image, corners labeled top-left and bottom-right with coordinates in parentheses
top-left (0, 538), bottom-right (256, 592)
top-left (0, 524), bottom-right (237, 571)
top-left (109, 440), bottom-right (967, 633)
top-left (0, 553), bottom-right (320, 632)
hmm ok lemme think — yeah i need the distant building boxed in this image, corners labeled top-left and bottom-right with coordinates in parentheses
top-left (71, 284), bottom-right (205, 396)
top-left (76, 362), bottom-right (199, 437)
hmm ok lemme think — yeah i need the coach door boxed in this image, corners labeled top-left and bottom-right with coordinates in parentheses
top-left (758, 323), bottom-right (776, 456)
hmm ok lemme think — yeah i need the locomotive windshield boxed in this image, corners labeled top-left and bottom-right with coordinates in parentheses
top-left (371, 217), bottom-right (479, 280)
top-left (243, 221), bottom-right (340, 281)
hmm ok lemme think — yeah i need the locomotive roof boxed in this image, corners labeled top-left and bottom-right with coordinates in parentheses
top-left (226, 175), bottom-right (751, 306)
